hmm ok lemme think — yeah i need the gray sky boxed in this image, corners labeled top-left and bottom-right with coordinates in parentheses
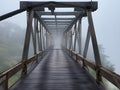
top-left (0, 0), bottom-right (120, 74)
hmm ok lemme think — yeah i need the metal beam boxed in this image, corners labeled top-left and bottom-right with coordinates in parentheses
top-left (36, 20), bottom-right (41, 51)
top-left (87, 11), bottom-right (102, 82)
top-left (78, 19), bottom-right (82, 54)
top-left (64, 12), bottom-right (86, 33)
top-left (34, 11), bottom-right (50, 33)
top-left (0, 8), bottom-right (26, 21)
top-left (87, 11), bottom-right (101, 66)
top-left (46, 22), bottom-right (70, 25)
top-left (41, 18), bottom-right (75, 20)
top-left (22, 10), bottom-right (34, 75)
top-left (38, 12), bottom-right (81, 16)
top-left (73, 23), bottom-right (77, 51)
top-left (39, 23), bottom-right (42, 51)
top-left (20, 1), bottom-right (98, 11)
top-left (47, 24), bottom-right (69, 26)
top-left (83, 25), bottom-right (90, 58)
top-left (44, 20), bottom-right (72, 23)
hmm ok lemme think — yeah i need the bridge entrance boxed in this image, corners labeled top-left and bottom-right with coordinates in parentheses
top-left (0, 1), bottom-right (120, 90)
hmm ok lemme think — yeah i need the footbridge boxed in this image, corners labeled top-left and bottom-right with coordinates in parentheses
top-left (0, 1), bottom-right (120, 90)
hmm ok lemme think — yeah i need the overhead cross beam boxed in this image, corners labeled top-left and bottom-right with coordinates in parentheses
top-left (34, 11), bottom-right (50, 33)
top-left (38, 12), bottom-right (81, 16)
top-left (64, 11), bottom-right (86, 33)
top-left (41, 18), bottom-right (75, 20)
top-left (20, 1), bottom-right (98, 11)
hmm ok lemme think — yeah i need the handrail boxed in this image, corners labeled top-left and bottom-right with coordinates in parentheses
top-left (0, 51), bottom-right (44, 89)
top-left (68, 49), bottom-right (120, 89)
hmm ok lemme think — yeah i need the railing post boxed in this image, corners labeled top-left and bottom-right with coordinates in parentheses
top-left (5, 74), bottom-right (8, 90)
top-left (22, 9), bottom-right (34, 76)
top-left (87, 11), bottom-right (102, 82)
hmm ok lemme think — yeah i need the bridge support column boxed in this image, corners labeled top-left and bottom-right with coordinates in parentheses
top-left (69, 30), bottom-right (73, 51)
top-left (39, 23), bottom-right (42, 51)
top-left (83, 25), bottom-right (91, 66)
top-left (32, 18), bottom-right (37, 55)
top-left (65, 32), bottom-right (67, 49)
top-left (36, 20), bottom-right (41, 52)
top-left (73, 23), bottom-right (77, 51)
top-left (87, 11), bottom-right (102, 82)
top-left (46, 31), bottom-right (48, 49)
top-left (78, 19), bottom-right (82, 54)
top-left (22, 10), bottom-right (34, 76)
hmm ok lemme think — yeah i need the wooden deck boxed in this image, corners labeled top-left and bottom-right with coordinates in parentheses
top-left (10, 49), bottom-right (103, 90)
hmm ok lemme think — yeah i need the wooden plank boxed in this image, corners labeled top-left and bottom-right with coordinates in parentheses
top-left (10, 50), bottom-right (103, 90)
top-left (100, 67), bottom-right (120, 89)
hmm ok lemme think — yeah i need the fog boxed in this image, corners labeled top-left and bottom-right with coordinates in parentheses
top-left (53, 34), bottom-right (62, 49)
top-left (0, 0), bottom-right (120, 89)
top-left (0, 0), bottom-right (120, 74)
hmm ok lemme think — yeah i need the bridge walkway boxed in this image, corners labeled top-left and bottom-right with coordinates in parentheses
top-left (10, 49), bottom-right (102, 90)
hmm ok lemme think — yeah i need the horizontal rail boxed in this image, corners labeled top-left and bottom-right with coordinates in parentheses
top-left (0, 51), bottom-right (43, 85)
top-left (100, 67), bottom-right (120, 88)
top-left (68, 49), bottom-right (120, 89)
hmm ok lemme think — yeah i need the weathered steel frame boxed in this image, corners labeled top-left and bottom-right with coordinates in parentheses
top-left (1, 1), bottom-right (120, 90)
top-left (22, 10), bottom-right (34, 75)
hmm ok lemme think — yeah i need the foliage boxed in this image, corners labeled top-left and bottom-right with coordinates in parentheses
top-left (0, 22), bottom-right (25, 73)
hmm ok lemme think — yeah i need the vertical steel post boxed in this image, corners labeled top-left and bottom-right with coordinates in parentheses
top-left (42, 26), bottom-right (45, 50)
top-left (73, 23), bottom-right (77, 51)
top-left (69, 30), bottom-right (72, 50)
top-left (39, 23), bottom-right (42, 51)
top-left (36, 20), bottom-right (41, 51)
top-left (46, 31), bottom-right (48, 49)
top-left (22, 10), bottom-right (34, 75)
top-left (78, 19), bottom-right (82, 54)
top-left (65, 32), bottom-right (67, 49)
top-left (32, 18), bottom-right (37, 54)
top-left (87, 11), bottom-right (102, 82)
